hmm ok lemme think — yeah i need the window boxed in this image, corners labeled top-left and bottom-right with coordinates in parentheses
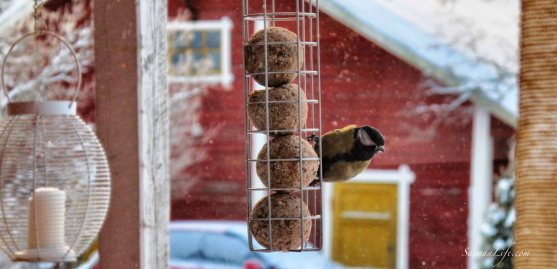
top-left (167, 17), bottom-right (233, 85)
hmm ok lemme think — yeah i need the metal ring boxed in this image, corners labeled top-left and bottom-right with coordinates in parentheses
top-left (1, 31), bottom-right (82, 107)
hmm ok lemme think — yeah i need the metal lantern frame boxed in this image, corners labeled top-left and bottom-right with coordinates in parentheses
top-left (243, 0), bottom-right (323, 252)
top-left (0, 30), bottom-right (111, 263)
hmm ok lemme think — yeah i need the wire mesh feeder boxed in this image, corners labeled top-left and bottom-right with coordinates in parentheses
top-left (0, 31), bottom-right (110, 262)
top-left (243, 0), bottom-right (323, 252)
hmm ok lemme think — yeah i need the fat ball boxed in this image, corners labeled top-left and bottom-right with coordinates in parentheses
top-left (245, 27), bottom-right (304, 87)
top-left (257, 135), bottom-right (319, 188)
top-left (249, 192), bottom-right (312, 251)
top-left (247, 83), bottom-right (308, 136)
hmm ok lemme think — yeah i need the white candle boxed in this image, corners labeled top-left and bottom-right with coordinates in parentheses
top-left (28, 187), bottom-right (66, 250)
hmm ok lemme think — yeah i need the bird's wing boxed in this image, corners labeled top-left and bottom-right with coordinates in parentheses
top-left (320, 125), bottom-right (357, 158)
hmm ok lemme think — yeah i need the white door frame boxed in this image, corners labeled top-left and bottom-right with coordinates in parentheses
top-left (322, 165), bottom-right (415, 269)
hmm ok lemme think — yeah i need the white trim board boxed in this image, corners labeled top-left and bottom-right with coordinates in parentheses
top-left (323, 165), bottom-right (415, 269)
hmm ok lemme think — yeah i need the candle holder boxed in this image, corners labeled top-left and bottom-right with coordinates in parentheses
top-left (0, 30), bottom-right (111, 262)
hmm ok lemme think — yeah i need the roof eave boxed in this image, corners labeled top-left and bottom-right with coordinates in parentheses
top-left (469, 91), bottom-right (517, 127)
top-left (318, 0), bottom-right (518, 128)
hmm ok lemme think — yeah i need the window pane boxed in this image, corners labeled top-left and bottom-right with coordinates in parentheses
top-left (190, 31), bottom-right (203, 48)
top-left (208, 50), bottom-right (221, 72)
top-left (169, 31), bottom-right (190, 49)
top-left (169, 50), bottom-right (187, 76)
top-left (206, 31), bottom-right (221, 48)
top-left (192, 50), bottom-right (203, 62)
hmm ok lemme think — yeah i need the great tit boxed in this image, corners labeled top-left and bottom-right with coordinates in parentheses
top-left (309, 125), bottom-right (384, 185)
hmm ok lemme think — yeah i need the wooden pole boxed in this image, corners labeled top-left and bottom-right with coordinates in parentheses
top-left (94, 1), bottom-right (169, 268)
top-left (516, 0), bottom-right (557, 267)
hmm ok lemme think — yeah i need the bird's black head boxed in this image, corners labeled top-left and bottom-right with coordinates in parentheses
top-left (357, 125), bottom-right (385, 153)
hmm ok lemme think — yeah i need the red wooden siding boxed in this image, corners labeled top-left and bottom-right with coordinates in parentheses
top-left (170, 0), bottom-right (246, 220)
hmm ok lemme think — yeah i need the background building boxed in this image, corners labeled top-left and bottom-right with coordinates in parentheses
top-left (167, 0), bottom-right (517, 268)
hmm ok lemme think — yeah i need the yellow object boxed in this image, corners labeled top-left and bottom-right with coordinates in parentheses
top-left (332, 183), bottom-right (397, 268)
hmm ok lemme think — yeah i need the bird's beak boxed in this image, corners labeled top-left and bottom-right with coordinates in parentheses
top-left (377, 146), bottom-right (384, 152)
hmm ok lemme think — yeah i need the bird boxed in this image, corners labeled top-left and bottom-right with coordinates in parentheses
top-left (309, 125), bottom-right (384, 185)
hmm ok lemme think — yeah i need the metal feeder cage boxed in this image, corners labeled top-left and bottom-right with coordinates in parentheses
top-left (0, 31), bottom-right (111, 262)
top-left (243, 0), bottom-right (323, 252)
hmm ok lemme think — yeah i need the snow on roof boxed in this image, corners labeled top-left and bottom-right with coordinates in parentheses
top-left (319, 0), bottom-right (519, 127)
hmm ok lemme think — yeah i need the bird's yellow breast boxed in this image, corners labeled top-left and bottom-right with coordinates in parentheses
top-left (323, 159), bottom-right (371, 182)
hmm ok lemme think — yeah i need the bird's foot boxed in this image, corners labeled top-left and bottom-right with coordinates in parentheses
top-left (306, 134), bottom-right (319, 145)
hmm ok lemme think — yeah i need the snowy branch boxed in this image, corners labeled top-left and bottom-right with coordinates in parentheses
top-left (0, 3), bottom-right (94, 113)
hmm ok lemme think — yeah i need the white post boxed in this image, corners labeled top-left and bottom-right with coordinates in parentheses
top-left (396, 165), bottom-right (414, 269)
top-left (249, 20), bottom-right (268, 205)
top-left (137, 1), bottom-right (169, 268)
top-left (468, 105), bottom-right (493, 269)
top-left (96, 1), bottom-right (169, 268)
top-left (250, 133), bottom-right (267, 204)
top-left (322, 182), bottom-right (334, 257)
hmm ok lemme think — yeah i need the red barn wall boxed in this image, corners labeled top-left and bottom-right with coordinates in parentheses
top-left (169, 0), bottom-right (246, 220)
top-left (168, 1), bottom-right (514, 269)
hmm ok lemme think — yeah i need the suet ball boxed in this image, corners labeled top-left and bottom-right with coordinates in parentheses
top-left (248, 83), bottom-right (308, 135)
top-left (257, 135), bottom-right (318, 188)
top-left (245, 27), bottom-right (303, 87)
top-left (249, 192), bottom-right (312, 251)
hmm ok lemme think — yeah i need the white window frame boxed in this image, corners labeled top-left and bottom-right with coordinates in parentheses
top-left (167, 17), bottom-right (233, 86)
top-left (322, 165), bottom-right (415, 269)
